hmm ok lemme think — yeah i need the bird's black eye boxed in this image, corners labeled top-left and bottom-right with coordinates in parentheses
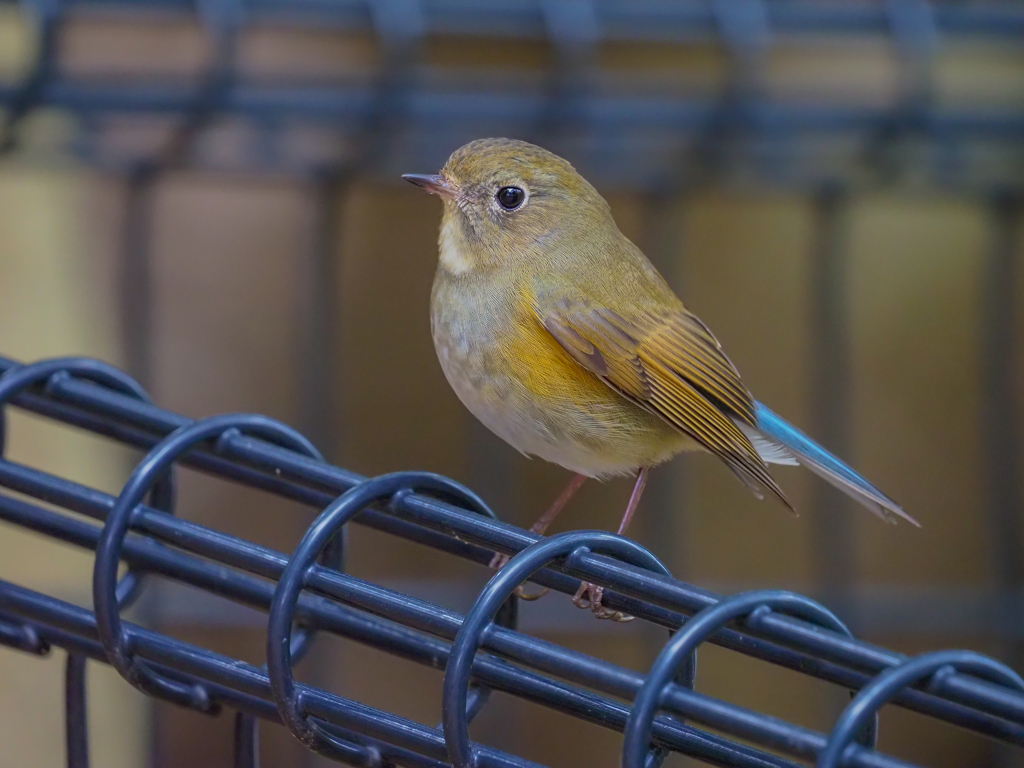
top-left (496, 186), bottom-right (525, 211)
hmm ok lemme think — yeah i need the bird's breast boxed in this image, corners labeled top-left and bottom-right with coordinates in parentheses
top-left (430, 272), bottom-right (692, 477)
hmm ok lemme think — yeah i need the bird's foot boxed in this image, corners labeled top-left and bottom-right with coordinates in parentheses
top-left (571, 582), bottom-right (634, 622)
top-left (488, 552), bottom-right (549, 601)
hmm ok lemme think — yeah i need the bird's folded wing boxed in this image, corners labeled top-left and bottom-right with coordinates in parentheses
top-left (535, 297), bottom-right (792, 510)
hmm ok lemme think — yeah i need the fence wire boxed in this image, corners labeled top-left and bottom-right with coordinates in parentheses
top-left (0, 355), bottom-right (1022, 768)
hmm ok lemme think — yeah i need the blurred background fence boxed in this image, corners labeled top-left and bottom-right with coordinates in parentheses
top-left (0, 1), bottom-right (1021, 766)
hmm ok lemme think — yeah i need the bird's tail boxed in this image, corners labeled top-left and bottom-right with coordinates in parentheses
top-left (747, 401), bottom-right (920, 527)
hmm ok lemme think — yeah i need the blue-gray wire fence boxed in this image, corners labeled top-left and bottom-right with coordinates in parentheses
top-left (0, 354), bottom-right (1022, 768)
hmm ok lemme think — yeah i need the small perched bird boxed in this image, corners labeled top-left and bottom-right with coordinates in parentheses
top-left (405, 138), bottom-right (918, 619)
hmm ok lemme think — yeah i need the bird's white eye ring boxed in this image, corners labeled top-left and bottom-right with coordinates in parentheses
top-left (496, 186), bottom-right (526, 211)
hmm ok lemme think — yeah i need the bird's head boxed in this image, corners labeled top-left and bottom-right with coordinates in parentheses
top-left (404, 138), bottom-right (614, 275)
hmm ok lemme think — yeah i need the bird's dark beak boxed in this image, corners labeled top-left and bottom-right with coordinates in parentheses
top-left (402, 173), bottom-right (455, 200)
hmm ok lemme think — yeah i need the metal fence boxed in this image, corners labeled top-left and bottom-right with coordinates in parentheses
top-left (0, 0), bottom-right (1022, 189)
top-left (0, 354), bottom-right (1023, 768)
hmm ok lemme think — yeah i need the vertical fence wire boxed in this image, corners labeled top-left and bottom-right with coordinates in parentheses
top-left (982, 193), bottom-right (1023, 768)
top-left (808, 186), bottom-right (856, 622)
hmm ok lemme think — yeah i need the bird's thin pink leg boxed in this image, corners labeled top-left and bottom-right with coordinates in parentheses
top-left (574, 467), bottom-right (651, 621)
top-left (528, 472), bottom-right (588, 536)
top-left (616, 466), bottom-right (650, 535)
top-left (489, 473), bottom-right (588, 600)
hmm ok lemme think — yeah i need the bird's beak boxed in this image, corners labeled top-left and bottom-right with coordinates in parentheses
top-left (402, 173), bottom-right (456, 200)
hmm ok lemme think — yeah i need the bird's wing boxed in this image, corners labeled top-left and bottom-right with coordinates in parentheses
top-left (535, 296), bottom-right (792, 510)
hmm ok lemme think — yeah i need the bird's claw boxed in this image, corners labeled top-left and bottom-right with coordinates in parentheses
top-left (572, 582), bottom-right (634, 622)
top-left (514, 585), bottom-right (550, 601)
top-left (488, 552), bottom-right (549, 601)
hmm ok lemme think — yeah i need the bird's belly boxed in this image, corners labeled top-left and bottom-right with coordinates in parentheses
top-left (431, 291), bottom-right (693, 477)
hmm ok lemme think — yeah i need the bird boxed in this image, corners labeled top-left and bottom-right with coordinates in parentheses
top-left (404, 138), bottom-right (919, 620)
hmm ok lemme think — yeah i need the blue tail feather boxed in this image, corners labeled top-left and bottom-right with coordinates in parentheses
top-left (753, 401), bottom-right (919, 527)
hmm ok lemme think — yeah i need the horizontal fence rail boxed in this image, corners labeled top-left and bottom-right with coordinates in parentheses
top-left (0, 355), bottom-right (1022, 768)
top-left (3, 0), bottom-right (1023, 39)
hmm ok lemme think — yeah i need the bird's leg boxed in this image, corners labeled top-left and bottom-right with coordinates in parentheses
top-left (489, 473), bottom-right (588, 600)
top-left (573, 467), bottom-right (650, 621)
top-left (615, 466), bottom-right (650, 537)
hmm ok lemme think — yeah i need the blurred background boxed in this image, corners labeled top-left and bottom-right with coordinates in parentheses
top-left (0, 1), bottom-right (1022, 766)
